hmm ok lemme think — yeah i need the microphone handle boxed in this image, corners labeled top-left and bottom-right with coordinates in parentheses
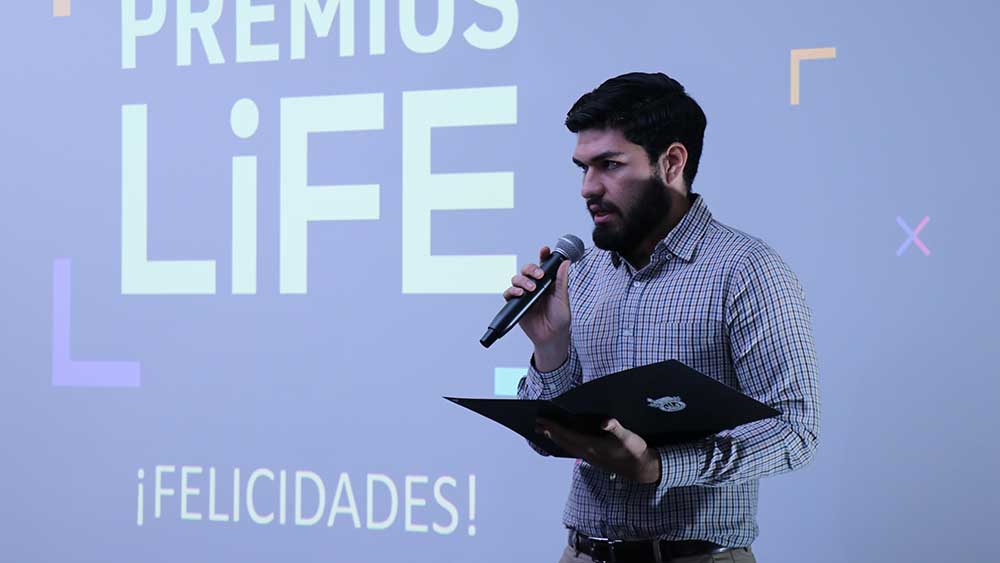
top-left (479, 252), bottom-right (564, 348)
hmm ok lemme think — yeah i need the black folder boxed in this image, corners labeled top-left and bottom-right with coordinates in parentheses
top-left (446, 360), bottom-right (780, 458)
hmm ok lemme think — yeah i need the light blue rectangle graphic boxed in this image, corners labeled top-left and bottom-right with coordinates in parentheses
top-left (493, 367), bottom-right (527, 397)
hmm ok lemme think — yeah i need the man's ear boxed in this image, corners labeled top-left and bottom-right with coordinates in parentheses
top-left (657, 142), bottom-right (689, 189)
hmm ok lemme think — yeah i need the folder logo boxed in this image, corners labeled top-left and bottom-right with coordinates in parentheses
top-left (647, 396), bottom-right (686, 413)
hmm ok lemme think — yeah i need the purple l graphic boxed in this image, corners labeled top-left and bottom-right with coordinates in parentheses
top-left (52, 259), bottom-right (141, 387)
top-left (896, 216), bottom-right (931, 257)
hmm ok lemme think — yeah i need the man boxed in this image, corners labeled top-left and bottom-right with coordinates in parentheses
top-left (508, 72), bottom-right (819, 562)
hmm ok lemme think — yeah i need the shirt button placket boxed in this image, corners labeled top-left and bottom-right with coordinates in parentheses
top-left (626, 276), bottom-right (643, 367)
top-left (617, 274), bottom-right (635, 371)
top-left (609, 472), bottom-right (623, 494)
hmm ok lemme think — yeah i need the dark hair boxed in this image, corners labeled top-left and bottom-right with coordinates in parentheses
top-left (565, 72), bottom-right (707, 188)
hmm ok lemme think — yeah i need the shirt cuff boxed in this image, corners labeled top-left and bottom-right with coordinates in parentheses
top-left (517, 351), bottom-right (579, 401)
top-left (655, 439), bottom-right (707, 490)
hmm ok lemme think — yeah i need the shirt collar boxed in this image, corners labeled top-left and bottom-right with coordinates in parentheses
top-left (610, 192), bottom-right (713, 268)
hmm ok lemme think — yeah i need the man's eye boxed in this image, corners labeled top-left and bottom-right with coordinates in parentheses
top-left (604, 161), bottom-right (621, 170)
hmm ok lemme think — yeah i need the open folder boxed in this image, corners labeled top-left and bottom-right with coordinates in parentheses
top-left (446, 360), bottom-right (780, 458)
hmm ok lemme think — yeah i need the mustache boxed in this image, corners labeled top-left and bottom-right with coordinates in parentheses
top-left (586, 198), bottom-right (620, 215)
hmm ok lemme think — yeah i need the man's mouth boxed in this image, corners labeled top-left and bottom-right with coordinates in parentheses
top-left (591, 209), bottom-right (615, 224)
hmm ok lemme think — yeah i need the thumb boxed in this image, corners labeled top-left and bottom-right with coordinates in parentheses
top-left (554, 260), bottom-right (570, 297)
top-left (602, 418), bottom-right (630, 441)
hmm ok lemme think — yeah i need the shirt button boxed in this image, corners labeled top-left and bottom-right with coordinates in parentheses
top-left (609, 473), bottom-right (617, 481)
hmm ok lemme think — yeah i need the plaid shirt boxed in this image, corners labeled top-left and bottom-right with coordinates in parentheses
top-left (517, 194), bottom-right (819, 547)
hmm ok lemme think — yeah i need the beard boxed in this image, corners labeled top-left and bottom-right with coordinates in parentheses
top-left (589, 173), bottom-right (672, 254)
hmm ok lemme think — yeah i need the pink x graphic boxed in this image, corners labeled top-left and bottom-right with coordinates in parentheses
top-left (896, 216), bottom-right (931, 256)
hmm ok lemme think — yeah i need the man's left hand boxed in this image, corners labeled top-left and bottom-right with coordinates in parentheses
top-left (536, 417), bottom-right (661, 484)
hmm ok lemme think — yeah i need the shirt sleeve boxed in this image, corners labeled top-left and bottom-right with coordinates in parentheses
top-left (515, 339), bottom-right (583, 457)
top-left (516, 340), bottom-right (583, 401)
top-left (654, 244), bottom-right (820, 489)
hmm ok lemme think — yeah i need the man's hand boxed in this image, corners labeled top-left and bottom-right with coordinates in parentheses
top-left (536, 417), bottom-right (662, 484)
top-left (502, 246), bottom-right (572, 371)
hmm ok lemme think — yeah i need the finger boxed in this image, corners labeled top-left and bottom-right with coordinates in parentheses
top-left (520, 262), bottom-right (545, 280)
top-left (602, 418), bottom-right (648, 455)
top-left (510, 274), bottom-right (537, 292)
top-left (539, 418), bottom-right (591, 451)
top-left (538, 245), bottom-right (552, 263)
top-left (545, 430), bottom-right (574, 453)
top-left (502, 286), bottom-right (524, 300)
top-left (602, 418), bottom-right (630, 442)
top-left (540, 416), bottom-right (591, 440)
top-left (538, 423), bottom-right (586, 458)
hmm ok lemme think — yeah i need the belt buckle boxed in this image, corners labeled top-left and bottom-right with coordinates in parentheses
top-left (574, 533), bottom-right (619, 563)
top-left (593, 538), bottom-right (622, 563)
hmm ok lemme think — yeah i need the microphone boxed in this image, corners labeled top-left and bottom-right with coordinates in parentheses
top-left (480, 234), bottom-right (585, 348)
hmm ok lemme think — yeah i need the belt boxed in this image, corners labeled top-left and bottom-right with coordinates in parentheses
top-left (569, 530), bottom-right (743, 563)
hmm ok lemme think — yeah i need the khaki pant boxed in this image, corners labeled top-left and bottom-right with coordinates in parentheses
top-left (557, 544), bottom-right (756, 563)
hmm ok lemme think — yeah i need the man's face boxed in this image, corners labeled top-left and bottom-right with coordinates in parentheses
top-left (572, 128), bottom-right (672, 254)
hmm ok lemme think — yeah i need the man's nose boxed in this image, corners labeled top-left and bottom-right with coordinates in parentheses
top-left (580, 170), bottom-right (604, 200)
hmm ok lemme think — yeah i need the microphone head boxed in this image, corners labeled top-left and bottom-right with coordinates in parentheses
top-left (553, 234), bottom-right (586, 262)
